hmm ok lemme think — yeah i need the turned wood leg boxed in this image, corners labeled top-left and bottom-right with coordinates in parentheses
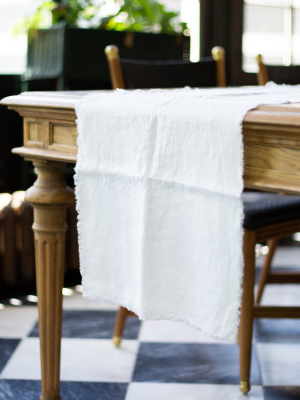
top-left (113, 306), bottom-right (130, 347)
top-left (255, 238), bottom-right (279, 304)
top-left (25, 160), bottom-right (74, 400)
top-left (239, 229), bottom-right (256, 395)
top-left (113, 307), bottom-right (138, 347)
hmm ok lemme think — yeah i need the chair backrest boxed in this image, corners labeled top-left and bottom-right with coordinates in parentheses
top-left (105, 45), bottom-right (226, 90)
top-left (257, 54), bottom-right (300, 86)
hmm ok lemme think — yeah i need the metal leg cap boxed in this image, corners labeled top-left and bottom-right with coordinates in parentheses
top-left (240, 380), bottom-right (250, 394)
top-left (112, 336), bottom-right (122, 348)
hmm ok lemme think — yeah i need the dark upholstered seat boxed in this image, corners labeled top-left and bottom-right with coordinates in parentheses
top-left (243, 192), bottom-right (300, 230)
top-left (120, 57), bottom-right (217, 89)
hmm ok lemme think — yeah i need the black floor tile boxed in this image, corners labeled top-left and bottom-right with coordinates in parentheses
top-left (255, 266), bottom-right (300, 285)
top-left (265, 386), bottom-right (300, 400)
top-left (254, 319), bottom-right (300, 343)
top-left (132, 343), bottom-right (261, 384)
top-left (0, 339), bottom-right (20, 374)
top-left (29, 310), bottom-right (141, 340)
top-left (0, 380), bottom-right (128, 400)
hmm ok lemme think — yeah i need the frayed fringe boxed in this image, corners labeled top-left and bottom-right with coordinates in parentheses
top-left (82, 291), bottom-right (238, 344)
top-left (74, 104), bottom-right (85, 291)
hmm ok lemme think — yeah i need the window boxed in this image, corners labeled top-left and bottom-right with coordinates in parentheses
top-left (243, 0), bottom-right (300, 72)
top-left (0, 0), bottom-right (40, 74)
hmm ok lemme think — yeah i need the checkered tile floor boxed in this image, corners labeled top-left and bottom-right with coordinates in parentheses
top-left (1, 247), bottom-right (300, 399)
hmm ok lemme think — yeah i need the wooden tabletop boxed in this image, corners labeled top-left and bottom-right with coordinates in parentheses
top-left (2, 90), bottom-right (300, 194)
top-left (2, 90), bottom-right (300, 124)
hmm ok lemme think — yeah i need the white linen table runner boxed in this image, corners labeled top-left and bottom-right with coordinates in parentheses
top-left (75, 85), bottom-right (300, 343)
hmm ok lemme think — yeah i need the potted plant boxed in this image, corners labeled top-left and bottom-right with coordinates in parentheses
top-left (16, 0), bottom-right (189, 90)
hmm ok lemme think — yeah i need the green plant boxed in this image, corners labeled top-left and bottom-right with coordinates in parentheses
top-left (14, 1), bottom-right (54, 35)
top-left (51, 0), bottom-right (100, 25)
top-left (100, 0), bottom-right (186, 34)
top-left (14, 0), bottom-right (100, 35)
top-left (14, 0), bottom-right (186, 36)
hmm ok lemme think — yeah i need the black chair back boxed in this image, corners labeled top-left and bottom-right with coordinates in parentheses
top-left (266, 65), bottom-right (300, 85)
top-left (120, 57), bottom-right (217, 89)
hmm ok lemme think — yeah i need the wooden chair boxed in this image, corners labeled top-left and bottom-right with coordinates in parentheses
top-left (105, 44), bottom-right (226, 90)
top-left (257, 54), bottom-right (300, 86)
top-left (240, 193), bottom-right (300, 393)
top-left (105, 46), bottom-right (300, 394)
top-left (257, 54), bottom-right (269, 86)
top-left (256, 55), bottom-right (300, 304)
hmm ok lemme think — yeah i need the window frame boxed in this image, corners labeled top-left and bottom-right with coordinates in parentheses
top-left (244, 0), bottom-right (300, 69)
top-left (200, 0), bottom-right (256, 85)
top-left (200, 0), bottom-right (300, 85)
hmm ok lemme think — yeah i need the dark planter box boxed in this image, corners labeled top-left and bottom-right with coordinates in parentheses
top-left (0, 75), bottom-right (36, 192)
top-left (23, 26), bottom-right (190, 91)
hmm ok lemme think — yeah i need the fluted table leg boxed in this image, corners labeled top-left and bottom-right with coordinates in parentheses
top-left (25, 160), bottom-right (74, 400)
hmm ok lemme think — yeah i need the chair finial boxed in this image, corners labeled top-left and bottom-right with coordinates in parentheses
top-left (105, 45), bottom-right (119, 60)
top-left (211, 46), bottom-right (225, 61)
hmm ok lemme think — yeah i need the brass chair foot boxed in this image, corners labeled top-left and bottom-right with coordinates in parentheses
top-left (112, 335), bottom-right (122, 348)
top-left (240, 380), bottom-right (250, 394)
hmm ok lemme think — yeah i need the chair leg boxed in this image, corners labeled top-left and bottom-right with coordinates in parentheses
top-left (255, 238), bottom-right (279, 304)
top-left (112, 306), bottom-right (130, 347)
top-left (239, 229), bottom-right (256, 395)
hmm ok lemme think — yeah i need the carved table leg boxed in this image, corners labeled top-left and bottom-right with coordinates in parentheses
top-left (25, 160), bottom-right (74, 400)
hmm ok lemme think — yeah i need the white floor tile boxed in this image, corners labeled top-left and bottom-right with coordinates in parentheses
top-left (260, 284), bottom-right (300, 306)
top-left (139, 321), bottom-right (220, 343)
top-left (1, 337), bottom-right (138, 382)
top-left (257, 343), bottom-right (300, 385)
top-left (0, 306), bottom-right (38, 338)
top-left (272, 247), bottom-right (300, 268)
top-left (256, 247), bottom-right (300, 269)
top-left (63, 291), bottom-right (118, 311)
top-left (125, 383), bottom-right (264, 400)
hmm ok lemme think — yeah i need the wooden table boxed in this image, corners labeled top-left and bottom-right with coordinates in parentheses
top-left (2, 90), bottom-right (300, 400)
